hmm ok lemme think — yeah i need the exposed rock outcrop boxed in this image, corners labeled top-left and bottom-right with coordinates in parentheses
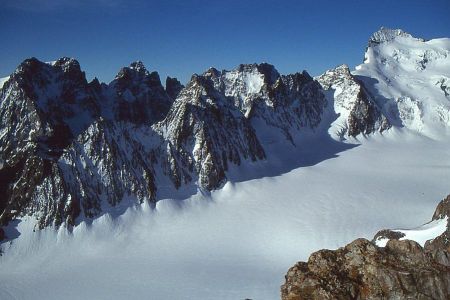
top-left (368, 27), bottom-right (424, 47)
top-left (282, 194), bottom-right (450, 300)
top-left (109, 61), bottom-right (173, 124)
top-left (374, 194), bottom-right (450, 267)
top-left (316, 64), bottom-right (390, 138)
top-left (165, 76), bottom-right (184, 100)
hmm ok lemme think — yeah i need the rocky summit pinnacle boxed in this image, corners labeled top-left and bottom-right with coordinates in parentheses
top-left (368, 27), bottom-right (423, 46)
top-left (129, 61), bottom-right (147, 73)
top-left (109, 61), bottom-right (172, 124)
top-left (165, 76), bottom-right (184, 100)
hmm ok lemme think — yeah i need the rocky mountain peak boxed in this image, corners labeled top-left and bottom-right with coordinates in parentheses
top-left (368, 27), bottom-right (422, 46)
top-left (109, 62), bottom-right (172, 124)
top-left (316, 64), bottom-right (352, 89)
top-left (232, 63), bottom-right (280, 86)
top-left (53, 57), bottom-right (82, 72)
top-left (256, 62), bottom-right (280, 85)
top-left (433, 195), bottom-right (450, 220)
top-left (332, 64), bottom-right (351, 75)
top-left (129, 60), bottom-right (147, 73)
top-left (203, 67), bottom-right (221, 78)
top-left (54, 57), bottom-right (86, 84)
top-left (14, 57), bottom-right (43, 75)
top-left (10, 58), bottom-right (51, 89)
top-left (115, 61), bottom-right (148, 81)
top-left (165, 76), bottom-right (184, 100)
top-left (316, 64), bottom-right (390, 138)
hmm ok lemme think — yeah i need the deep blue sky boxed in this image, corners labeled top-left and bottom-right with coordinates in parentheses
top-left (1, 0), bottom-right (449, 84)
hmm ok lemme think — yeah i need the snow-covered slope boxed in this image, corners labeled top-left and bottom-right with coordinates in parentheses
top-left (353, 27), bottom-right (450, 136)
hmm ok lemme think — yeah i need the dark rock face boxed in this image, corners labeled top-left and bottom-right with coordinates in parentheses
top-left (432, 195), bottom-right (450, 220)
top-left (373, 195), bottom-right (450, 267)
top-left (58, 120), bottom-right (160, 217)
top-left (165, 76), bottom-right (184, 100)
top-left (282, 194), bottom-right (450, 300)
top-left (372, 228), bottom-right (405, 242)
top-left (109, 61), bottom-right (173, 124)
top-left (424, 195), bottom-right (450, 267)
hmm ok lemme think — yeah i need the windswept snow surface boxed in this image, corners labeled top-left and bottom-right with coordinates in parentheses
top-left (1, 130), bottom-right (450, 300)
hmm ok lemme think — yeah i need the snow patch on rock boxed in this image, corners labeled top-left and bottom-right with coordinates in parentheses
top-left (375, 216), bottom-right (448, 247)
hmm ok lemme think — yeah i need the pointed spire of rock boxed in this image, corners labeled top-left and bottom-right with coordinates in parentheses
top-left (165, 76), bottom-right (184, 100)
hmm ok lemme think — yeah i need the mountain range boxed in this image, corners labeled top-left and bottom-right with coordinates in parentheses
top-left (0, 26), bottom-right (449, 235)
top-left (1, 27), bottom-right (450, 300)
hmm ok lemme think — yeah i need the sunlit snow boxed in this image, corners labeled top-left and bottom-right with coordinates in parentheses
top-left (353, 36), bottom-right (450, 136)
top-left (0, 130), bottom-right (449, 300)
top-left (375, 216), bottom-right (448, 247)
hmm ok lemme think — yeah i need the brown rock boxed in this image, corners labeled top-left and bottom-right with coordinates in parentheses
top-left (282, 238), bottom-right (450, 300)
top-left (281, 194), bottom-right (450, 300)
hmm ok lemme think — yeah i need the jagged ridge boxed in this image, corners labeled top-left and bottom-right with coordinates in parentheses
top-left (0, 58), bottom-right (328, 230)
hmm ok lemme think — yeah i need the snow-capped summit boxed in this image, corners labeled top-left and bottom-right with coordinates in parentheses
top-left (368, 27), bottom-right (423, 46)
top-left (354, 28), bottom-right (450, 135)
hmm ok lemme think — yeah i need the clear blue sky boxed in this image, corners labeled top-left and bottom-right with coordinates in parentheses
top-left (1, 0), bottom-right (449, 84)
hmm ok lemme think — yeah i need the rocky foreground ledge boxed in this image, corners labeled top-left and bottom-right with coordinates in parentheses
top-left (281, 195), bottom-right (450, 299)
